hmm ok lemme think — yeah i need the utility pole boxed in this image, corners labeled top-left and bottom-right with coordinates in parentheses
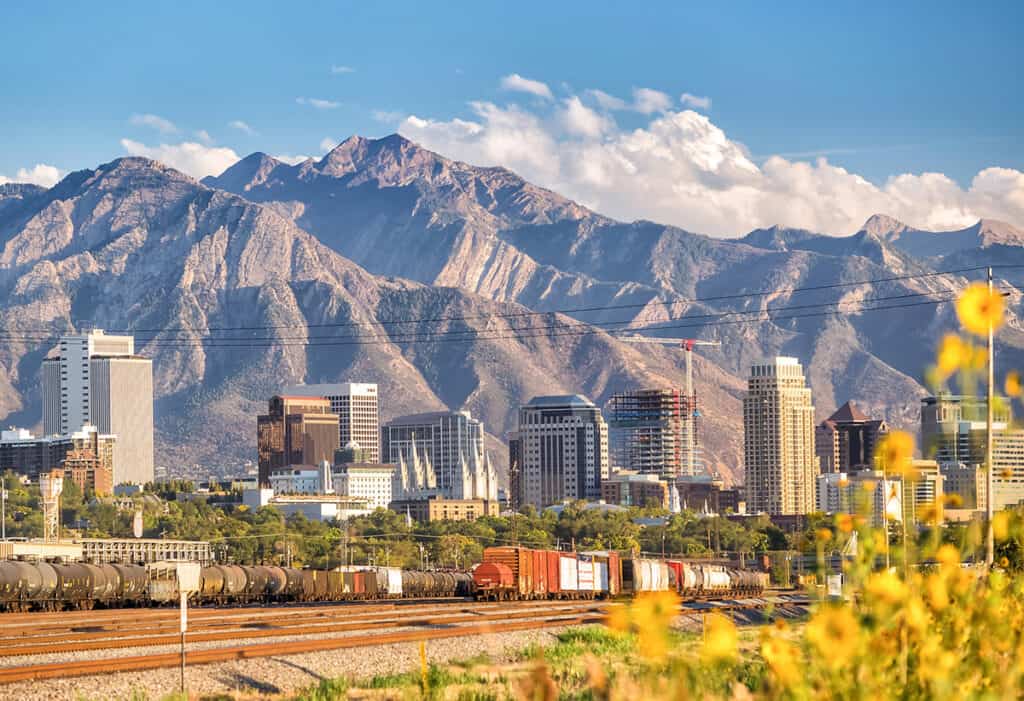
top-left (1, 485), bottom-right (6, 541)
top-left (986, 266), bottom-right (995, 567)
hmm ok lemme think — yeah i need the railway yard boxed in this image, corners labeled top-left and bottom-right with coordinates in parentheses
top-left (0, 593), bottom-right (809, 699)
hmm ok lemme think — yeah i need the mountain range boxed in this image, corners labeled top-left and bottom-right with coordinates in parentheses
top-left (0, 135), bottom-right (1021, 485)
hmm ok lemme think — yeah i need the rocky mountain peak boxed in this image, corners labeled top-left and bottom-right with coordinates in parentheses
top-left (860, 213), bottom-right (910, 238)
top-left (206, 152), bottom-right (285, 192)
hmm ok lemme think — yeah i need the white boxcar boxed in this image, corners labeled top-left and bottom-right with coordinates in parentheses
top-left (559, 555), bottom-right (579, 592)
top-left (594, 561), bottom-right (609, 594)
top-left (578, 559), bottom-right (595, 592)
top-left (379, 567), bottom-right (403, 597)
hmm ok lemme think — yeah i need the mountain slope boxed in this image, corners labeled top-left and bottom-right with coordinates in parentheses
top-left (0, 158), bottom-right (750, 482)
top-left (208, 135), bottom-right (1024, 438)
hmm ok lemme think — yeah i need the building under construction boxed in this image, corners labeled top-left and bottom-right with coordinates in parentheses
top-left (607, 388), bottom-right (701, 477)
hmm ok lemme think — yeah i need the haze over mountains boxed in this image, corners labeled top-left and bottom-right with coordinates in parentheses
top-left (0, 135), bottom-right (1021, 485)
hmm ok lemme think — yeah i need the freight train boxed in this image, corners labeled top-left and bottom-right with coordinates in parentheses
top-left (472, 547), bottom-right (769, 601)
top-left (0, 550), bottom-right (768, 612)
top-left (0, 560), bottom-right (472, 612)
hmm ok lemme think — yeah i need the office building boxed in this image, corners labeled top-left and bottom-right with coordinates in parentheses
top-left (0, 424), bottom-right (115, 487)
top-left (242, 488), bottom-right (372, 522)
top-left (816, 470), bottom-right (903, 527)
top-left (815, 401), bottom-right (889, 473)
top-left (61, 425), bottom-right (116, 496)
top-left (676, 475), bottom-right (743, 515)
top-left (269, 466), bottom-right (327, 495)
top-left (601, 471), bottom-right (670, 509)
top-left (920, 394), bottom-right (1024, 510)
top-left (41, 330), bottom-right (153, 485)
top-left (283, 383), bottom-right (379, 462)
top-left (257, 396), bottom-right (340, 486)
top-left (743, 357), bottom-right (818, 515)
top-left (333, 463), bottom-right (395, 510)
top-left (381, 410), bottom-right (496, 500)
top-left (515, 395), bottom-right (609, 508)
top-left (389, 495), bottom-right (499, 523)
top-left (903, 459), bottom-right (944, 526)
top-left (940, 462), bottom-right (986, 510)
top-left (607, 388), bottom-right (698, 477)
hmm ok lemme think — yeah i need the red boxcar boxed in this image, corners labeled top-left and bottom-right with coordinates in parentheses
top-left (545, 550), bottom-right (562, 597)
top-left (532, 549), bottom-right (548, 597)
top-left (608, 552), bottom-right (622, 596)
top-left (482, 547), bottom-right (534, 599)
top-left (666, 561), bottom-right (684, 594)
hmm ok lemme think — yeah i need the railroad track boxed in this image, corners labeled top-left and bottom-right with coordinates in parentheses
top-left (0, 594), bottom-right (811, 684)
top-left (0, 608), bottom-right (608, 684)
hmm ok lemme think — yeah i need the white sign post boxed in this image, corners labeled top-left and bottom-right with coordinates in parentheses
top-left (174, 562), bottom-right (201, 695)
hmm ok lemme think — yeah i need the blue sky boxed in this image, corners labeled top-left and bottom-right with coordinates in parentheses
top-left (2, 1), bottom-right (1021, 235)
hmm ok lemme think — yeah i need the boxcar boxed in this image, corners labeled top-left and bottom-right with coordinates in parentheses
top-left (482, 547), bottom-right (534, 599)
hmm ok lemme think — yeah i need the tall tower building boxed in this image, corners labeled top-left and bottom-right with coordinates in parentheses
top-left (516, 395), bottom-right (609, 509)
top-left (743, 357), bottom-right (818, 515)
top-left (607, 388), bottom-right (695, 476)
top-left (282, 383), bottom-right (379, 462)
top-left (381, 410), bottom-right (491, 499)
top-left (257, 396), bottom-right (340, 486)
top-left (814, 401), bottom-right (889, 473)
top-left (41, 330), bottom-right (153, 485)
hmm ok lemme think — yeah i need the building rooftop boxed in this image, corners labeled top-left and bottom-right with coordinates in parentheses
top-left (526, 394), bottom-right (595, 407)
top-left (827, 401), bottom-right (871, 424)
top-left (384, 410), bottom-right (474, 426)
top-left (282, 382), bottom-right (377, 396)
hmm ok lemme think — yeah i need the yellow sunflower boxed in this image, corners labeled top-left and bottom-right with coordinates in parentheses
top-left (956, 282), bottom-right (1004, 337)
top-left (936, 333), bottom-right (967, 376)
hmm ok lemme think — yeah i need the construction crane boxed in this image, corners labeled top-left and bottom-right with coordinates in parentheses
top-left (616, 335), bottom-right (723, 476)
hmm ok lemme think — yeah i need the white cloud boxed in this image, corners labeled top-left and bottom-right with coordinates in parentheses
top-left (586, 89), bottom-right (628, 111)
top-left (120, 139), bottom-right (240, 179)
top-left (500, 73), bottom-right (553, 100)
top-left (194, 130), bottom-right (214, 145)
top-left (0, 163), bottom-right (64, 188)
top-left (296, 97), bottom-right (340, 110)
top-left (680, 92), bottom-right (712, 111)
top-left (228, 120), bottom-right (257, 136)
top-left (372, 110), bottom-right (405, 124)
top-left (560, 97), bottom-right (612, 139)
top-left (129, 113), bottom-right (178, 134)
top-left (274, 154), bottom-right (311, 165)
top-left (631, 88), bottom-right (672, 114)
top-left (330, 65), bottom-right (355, 74)
top-left (319, 138), bottom-right (339, 153)
top-left (398, 86), bottom-right (1024, 236)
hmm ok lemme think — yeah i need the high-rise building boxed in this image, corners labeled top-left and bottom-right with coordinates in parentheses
top-left (515, 395), bottom-right (609, 508)
top-left (0, 424), bottom-right (115, 490)
top-left (257, 396), bottom-right (340, 486)
top-left (815, 401), bottom-right (889, 473)
top-left (381, 410), bottom-right (496, 500)
top-left (600, 471), bottom-right (670, 509)
top-left (41, 330), bottom-right (153, 485)
top-left (940, 462), bottom-right (987, 510)
top-left (607, 388), bottom-right (698, 476)
top-left (282, 383), bottom-right (379, 462)
top-left (920, 394), bottom-right (1024, 510)
top-left (743, 357), bottom-right (818, 515)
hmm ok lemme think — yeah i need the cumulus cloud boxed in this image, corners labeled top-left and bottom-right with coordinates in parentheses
top-left (398, 86), bottom-right (1024, 236)
top-left (194, 130), bottom-right (214, 145)
top-left (586, 89), bottom-right (628, 111)
top-left (120, 139), bottom-right (240, 179)
top-left (130, 113), bottom-right (178, 134)
top-left (680, 92), bottom-right (712, 111)
top-left (330, 65), bottom-right (356, 74)
top-left (0, 163), bottom-right (64, 188)
top-left (631, 88), bottom-right (673, 114)
top-left (319, 138), bottom-right (339, 153)
top-left (228, 120), bottom-right (257, 136)
top-left (500, 73), bottom-right (553, 100)
top-left (296, 97), bottom-right (340, 110)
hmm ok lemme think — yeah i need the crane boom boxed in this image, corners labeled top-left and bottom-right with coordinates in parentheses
top-left (616, 334), bottom-right (723, 476)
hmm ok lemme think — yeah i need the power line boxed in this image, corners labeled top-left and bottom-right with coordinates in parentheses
top-left (0, 288), bottom-right (959, 344)
top-left (6, 264), bottom-right (1012, 337)
top-left (48, 294), bottom-right (962, 350)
